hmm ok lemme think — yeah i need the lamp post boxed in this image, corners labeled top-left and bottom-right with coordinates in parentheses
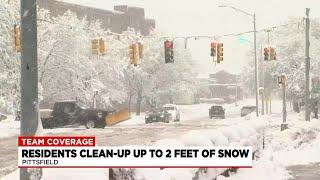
top-left (218, 5), bottom-right (259, 116)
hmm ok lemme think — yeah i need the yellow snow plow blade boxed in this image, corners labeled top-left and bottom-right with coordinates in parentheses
top-left (105, 108), bottom-right (130, 126)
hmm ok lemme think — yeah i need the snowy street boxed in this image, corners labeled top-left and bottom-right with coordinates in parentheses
top-left (0, 103), bottom-right (244, 178)
top-left (1, 1), bottom-right (320, 179)
top-left (1, 100), bottom-right (320, 179)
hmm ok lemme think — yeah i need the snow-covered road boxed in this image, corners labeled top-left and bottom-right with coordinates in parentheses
top-left (0, 103), bottom-right (245, 178)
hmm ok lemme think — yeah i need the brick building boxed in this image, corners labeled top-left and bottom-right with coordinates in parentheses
top-left (198, 70), bottom-right (243, 103)
top-left (38, 0), bottom-right (155, 35)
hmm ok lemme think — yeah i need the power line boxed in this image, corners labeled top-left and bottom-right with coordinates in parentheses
top-left (160, 19), bottom-right (305, 41)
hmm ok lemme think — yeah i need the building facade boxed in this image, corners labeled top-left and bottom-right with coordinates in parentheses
top-left (38, 0), bottom-right (155, 35)
top-left (198, 70), bottom-right (243, 103)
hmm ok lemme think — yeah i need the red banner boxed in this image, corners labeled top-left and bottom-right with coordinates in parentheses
top-left (18, 136), bottom-right (95, 147)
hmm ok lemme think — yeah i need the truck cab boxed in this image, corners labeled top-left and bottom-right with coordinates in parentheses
top-left (41, 101), bottom-right (111, 129)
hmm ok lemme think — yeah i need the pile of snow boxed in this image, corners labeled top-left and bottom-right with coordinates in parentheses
top-left (217, 152), bottom-right (291, 180)
top-left (222, 113), bottom-right (320, 180)
top-left (265, 118), bottom-right (320, 166)
top-left (136, 117), bottom-right (268, 180)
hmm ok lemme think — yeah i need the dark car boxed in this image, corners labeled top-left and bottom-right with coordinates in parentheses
top-left (41, 101), bottom-right (112, 129)
top-left (241, 106), bottom-right (256, 117)
top-left (145, 108), bottom-right (172, 124)
top-left (209, 105), bottom-right (225, 119)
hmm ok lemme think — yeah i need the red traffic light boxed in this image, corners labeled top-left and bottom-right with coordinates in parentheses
top-left (165, 40), bottom-right (173, 49)
top-left (210, 42), bottom-right (217, 48)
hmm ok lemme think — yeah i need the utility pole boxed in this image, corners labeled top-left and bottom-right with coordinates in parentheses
top-left (260, 45), bottom-right (265, 115)
top-left (20, 0), bottom-right (40, 179)
top-left (305, 8), bottom-right (311, 122)
top-left (254, 14), bottom-right (259, 117)
top-left (217, 5), bottom-right (258, 116)
top-left (281, 75), bottom-right (288, 131)
top-left (266, 30), bottom-right (271, 115)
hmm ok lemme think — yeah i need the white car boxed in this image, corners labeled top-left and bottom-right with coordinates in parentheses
top-left (163, 104), bottom-right (180, 122)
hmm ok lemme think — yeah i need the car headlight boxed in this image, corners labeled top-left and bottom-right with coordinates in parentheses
top-left (160, 114), bottom-right (164, 118)
top-left (145, 115), bottom-right (149, 118)
top-left (97, 112), bottom-right (103, 118)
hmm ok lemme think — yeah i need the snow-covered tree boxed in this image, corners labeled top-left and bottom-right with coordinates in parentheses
top-left (0, 0), bottom-right (20, 113)
top-left (242, 18), bottom-right (320, 103)
top-left (0, 2), bottom-right (197, 115)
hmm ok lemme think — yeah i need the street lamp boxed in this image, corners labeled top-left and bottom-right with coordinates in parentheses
top-left (218, 5), bottom-right (259, 116)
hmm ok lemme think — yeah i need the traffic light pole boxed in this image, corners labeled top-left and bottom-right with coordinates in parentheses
top-left (254, 14), bottom-right (259, 117)
top-left (305, 8), bottom-right (311, 122)
top-left (217, 5), bottom-right (259, 116)
top-left (281, 76), bottom-right (288, 131)
top-left (261, 45), bottom-right (265, 115)
top-left (20, 0), bottom-right (40, 179)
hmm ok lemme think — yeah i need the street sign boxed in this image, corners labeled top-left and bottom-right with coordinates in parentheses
top-left (236, 36), bottom-right (248, 44)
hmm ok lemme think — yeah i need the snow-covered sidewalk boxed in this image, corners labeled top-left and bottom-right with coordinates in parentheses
top-left (219, 112), bottom-right (320, 180)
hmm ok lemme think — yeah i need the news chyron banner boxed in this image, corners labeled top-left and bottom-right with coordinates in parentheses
top-left (18, 136), bottom-right (253, 168)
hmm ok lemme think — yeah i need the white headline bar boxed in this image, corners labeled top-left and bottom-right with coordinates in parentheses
top-left (18, 146), bottom-right (253, 168)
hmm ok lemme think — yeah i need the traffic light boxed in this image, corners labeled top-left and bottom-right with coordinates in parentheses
top-left (99, 38), bottom-right (106, 55)
top-left (210, 42), bottom-right (217, 57)
top-left (164, 40), bottom-right (174, 63)
top-left (13, 24), bottom-right (21, 52)
top-left (138, 42), bottom-right (144, 59)
top-left (91, 39), bottom-right (99, 55)
top-left (270, 47), bottom-right (276, 60)
top-left (263, 47), bottom-right (269, 61)
top-left (129, 43), bottom-right (138, 66)
top-left (217, 43), bottom-right (223, 63)
top-left (278, 75), bottom-right (286, 86)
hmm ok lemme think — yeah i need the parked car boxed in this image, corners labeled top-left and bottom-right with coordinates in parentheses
top-left (163, 104), bottom-right (180, 122)
top-left (145, 108), bottom-right (172, 124)
top-left (41, 100), bottom-right (113, 129)
top-left (241, 106), bottom-right (256, 117)
top-left (209, 105), bottom-right (225, 119)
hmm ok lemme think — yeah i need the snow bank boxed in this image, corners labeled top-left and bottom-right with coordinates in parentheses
top-left (136, 115), bottom-right (268, 180)
top-left (202, 130), bottom-right (229, 146)
top-left (266, 119), bottom-right (320, 166)
top-left (216, 153), bottom-right (291, 180)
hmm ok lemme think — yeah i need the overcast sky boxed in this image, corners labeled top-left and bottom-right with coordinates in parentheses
top-left (61, 0), bottom-right (320, 75)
